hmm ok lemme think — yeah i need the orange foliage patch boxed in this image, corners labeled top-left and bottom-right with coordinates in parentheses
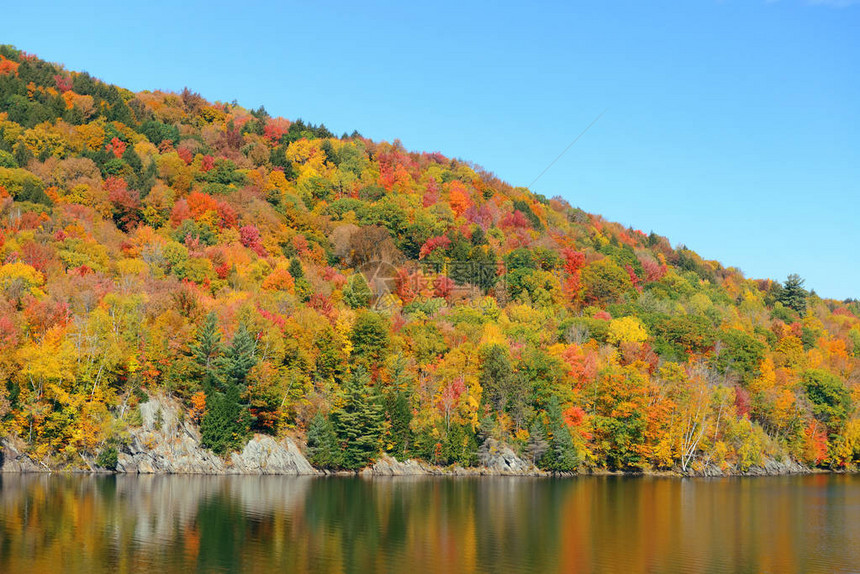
top-left (0, 55), bottom-right (19, 76)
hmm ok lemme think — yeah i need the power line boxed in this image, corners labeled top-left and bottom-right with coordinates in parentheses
top-left (528, 108), bottom-right (607, 190)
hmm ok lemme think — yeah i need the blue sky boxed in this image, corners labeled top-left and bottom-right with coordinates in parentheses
top-left (2, 1), bottom-right (858, 298)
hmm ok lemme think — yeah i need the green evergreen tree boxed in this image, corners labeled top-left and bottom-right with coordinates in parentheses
top-left (306, 412), bottom-right (341, 468)
top-left (331, 366), bottom-right (384, 470)
top-left (385, 388), bottom-right (413, 460)
top-left (343, 273), bottom-right (373, 309)
top-left (779, 274), bottom-right (808, 314)
top-left (314, 327), bottom-right (348, 385)
top-left (200, 385), bottom-right (243, 455)
top-left (289, 257), bottom-right (313, 302)
top-left (350, 311), bottom-right (389, 369)
top-left (480, 344), bottom-right (514, 413)
top-left (192, 314), bottom-right (252, 454)
top-left (96, 445), bottom-right (119, 470)
top-left (442, 422), bottom-right (478, 467)
top-left (191, 311), bottom-right (224, 372)
top-left (288, 257), bottom-right (305, 280)
top-left (226, 323), bottom-right (257, 386)
top-left (383, 355), bottom-right (413, 460)
top-left (539, 397), bottom-right (579, 472)
top-left (526, 421), bottom-right (549, 465)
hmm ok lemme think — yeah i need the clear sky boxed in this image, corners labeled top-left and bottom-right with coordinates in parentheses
top-left (2, 1), bottom-right (858, 299)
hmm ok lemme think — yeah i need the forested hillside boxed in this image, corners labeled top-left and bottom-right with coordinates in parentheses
top-left (1, 45), bottom-right (858, 473)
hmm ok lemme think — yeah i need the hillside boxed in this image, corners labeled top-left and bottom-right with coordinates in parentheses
top-left (0, 45), bottom-right (858, 474)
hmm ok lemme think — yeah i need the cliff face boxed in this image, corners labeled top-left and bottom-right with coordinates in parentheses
top-left (117, 395), bottom-right (318, 475)
top-left (0, 439), bottom-right (45, 473)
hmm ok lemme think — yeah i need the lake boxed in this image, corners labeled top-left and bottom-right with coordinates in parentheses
top-left (0, 473), bottom-right (858, 573)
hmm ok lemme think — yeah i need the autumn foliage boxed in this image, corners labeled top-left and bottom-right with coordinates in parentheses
top-left (0, 45), bottom-right (857, 473)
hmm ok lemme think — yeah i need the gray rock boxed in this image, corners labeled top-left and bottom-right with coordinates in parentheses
top-left (689, 456), bottom-right (811, 477)
top-left (231, 436), bottom-right (317, 475)
top-left (478, 438), bottom-right (539, 474)
top-left (0, 438), bottom-right (44, 473)
top-left (364, 443), bottom-right (546, 477)
top-left (744, 457), bottom-right (809, 476)
top-left (116, 395), bottom-right (317, 475)
top-left (366, 455), bottom-right (437, 476)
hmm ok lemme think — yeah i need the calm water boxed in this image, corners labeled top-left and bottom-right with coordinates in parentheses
top-left (1, 473), bottom-right (859, 573)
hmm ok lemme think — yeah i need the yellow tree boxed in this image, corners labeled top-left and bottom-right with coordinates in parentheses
top-left (15, 325), bottom-right (77, 453)
top-left (607, 316), bottom-right (648, 346)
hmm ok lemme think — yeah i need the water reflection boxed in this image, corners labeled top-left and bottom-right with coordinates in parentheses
top-left (1, 473), bottom-right (858, 573)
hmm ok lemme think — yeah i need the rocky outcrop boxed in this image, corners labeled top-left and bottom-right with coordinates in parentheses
top-left (0, 438), bottom-right (45, 473)
top-left (693, 457), bottom-right (811, 478)
top-left (363, 455), bottom-right (439, 476)
top-left (478, 438), bottom-right (538, 474)
top-left (115, 395), bottom-right (318, 475)
top-left (362, 440), bottom-right (546, 477)
top-left (229, 436), bottom-right (317, 475)
top-left (744, 457), bottom-right (810, 476)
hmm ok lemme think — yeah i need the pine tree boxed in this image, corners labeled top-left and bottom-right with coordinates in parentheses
top-left (306, 412), bottom-right (341, 468)
top-left (386, 388), bottom-right (412, 461)
top-left (331, 366), bottom-right (384, 470)
top-left (539, 397), bottom-right (579, 472)
top-left (779, 274), bottom-right (808, 314)
top-left (384, 355), bottom-right (413, 460)
top-left (288, 257), bottom-right (304, 280)
top-left (343, 273), bottom-right (373, 309)
top-left (289, 257), bottom-right (313, 302)
top-left (526, 421), bottom-right (549, 465)
top-left (191, 311), bottom-right (224, 373)
top-left (480, 344), bottom-right (514, 413)
top-left (200, 390), bottom-right (232, 454)
top-left (193, 315), bottom-right (252, 454)
top-left (350, 311), bottom-right (389, 368)
top-left (226, 322), bottom-right (257, 386)
top-left (443, 422), bottom-right (478, 467)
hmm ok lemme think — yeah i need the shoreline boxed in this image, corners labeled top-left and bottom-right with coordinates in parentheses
top-left (0, 396), bottom-right (844, 480)
top-left (0, 467), bottom-right (842, 479)
top-left (2, 449), bottom-right (839, 479)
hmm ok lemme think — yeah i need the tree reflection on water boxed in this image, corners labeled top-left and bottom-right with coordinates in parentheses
top-left (0, 474), bottom-right (858, 573)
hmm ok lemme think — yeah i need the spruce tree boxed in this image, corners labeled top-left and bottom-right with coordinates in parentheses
top-left (343, 273), bottom-right (373, 309)
top-left (385, 388), bottom-right (412, 461)
top-left (349, 311), bottom-right (389, 368)
top-left (200, 387), bottom-right (245, 455)
top-left (306, 412), bottom-right (341, 468)
top-left (193, 314), bottom-right (253, 454)
top-left (526, 421), bottom-right (549, 465)
top-left (384, 356), bottom-right (413, 460)
top-left (539, 397), bottom-right (579, 472)
top-left (480, 344), bottom-right (514, 413)
top-left (191, 311), bottom-right (224, 373)
top-left (443, 422), bottom-right (478, 467)
top-left (779, 274), bottom-right (808, 314)
top-left (288, 257), bottom-right (304, 280)
top-left (331, 366), bottom-right (383, 470)
top-left (226, 322), bottom-right (257, 386)
top-left (289, 257), bottom-right (313, 302)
